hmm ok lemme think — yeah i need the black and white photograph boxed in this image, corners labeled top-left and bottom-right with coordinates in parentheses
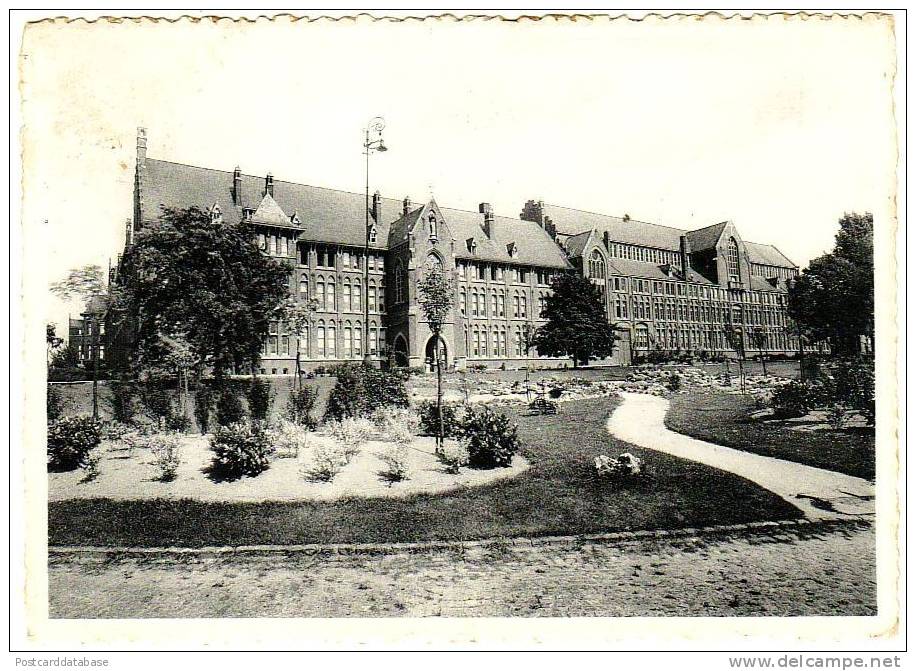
top-left (11, 8), bottom-right (903, 656)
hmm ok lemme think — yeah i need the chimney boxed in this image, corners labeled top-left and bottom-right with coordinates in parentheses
top-left (623, 213), bottom-right (631, 222)
top-left (603, 231), bottom-right (611, 250)
top-left (233, 166), bottom-right (242, 206)
top-left (545, 216), bottom-right (557, 240)
top-left (136, 127), bottom-right (147, 163)
top-left (265, 172), bottom-right (274, 197)
top-left (479, 202), bottom-right (495, 238)
top-left (402, 196), bottom-right (412, 216)
top-left (372, 190), bottom-right (382, 223)
top-left (679, 234), bottom-right (692, 274)
top-left (519, 199), bottom-right (546, 228)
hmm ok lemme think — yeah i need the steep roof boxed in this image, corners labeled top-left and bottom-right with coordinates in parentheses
top-left (562, 230), bottom-right (595, 258)
top-left (437, 207), bottom-right (571, 269)
top-left (606, 258), bottom-right (714, 284)
top-left (141, 158), bottom-right (405, 249)
top-left (540, 203), bottom-right (686, 251)
top-left (745, 241), bottom-right (796, 268)
top-left (685, 221), bottom-right (728, 251)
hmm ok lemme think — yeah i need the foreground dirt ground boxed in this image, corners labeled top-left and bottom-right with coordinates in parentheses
top-left (49, 524), bottom-right (874, 618)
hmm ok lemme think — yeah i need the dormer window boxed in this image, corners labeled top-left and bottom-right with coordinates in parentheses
top-left (208, 203), bottom-right (222, 224)
top-left (242, 207), bottom-right (254, 221)
top-left (368, 225), bottom-right (378, 244)
top-left (290, 211), bottom-right (301, 225)
top-left (428, 214), bottom-right (438, 241)
top-left (507, 242), bottom-right (518, 259)
top-left (466, 237), bottom-right (477, 254)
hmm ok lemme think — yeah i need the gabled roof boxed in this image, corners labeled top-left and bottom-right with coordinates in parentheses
top-left (540, 203), bottom-right (686, 251)
top-left (252, 192), bottom-right (297, 228)
top-left (562, 230), bottom-right (596, 258)
top-left (387, 207), bottom-right (424, 247)
top-left (141, 158), bottom-right (405, 249)
top-left (605, 258), bottom-right (715, 284)
top-left (745, 241), bottom-right (796, 268)
top-left (439, 207), bottom-right (571, 269)
top-left (685, 221), bottom-right (728, 251)
top-left (749, 275), bottom-right (788, 293)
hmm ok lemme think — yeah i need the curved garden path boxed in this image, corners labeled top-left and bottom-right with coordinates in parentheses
top-left (607, 392), bottom-right (875, 520)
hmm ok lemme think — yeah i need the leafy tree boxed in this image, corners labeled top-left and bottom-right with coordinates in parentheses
top-left (117, 206), bottom-right (292, 378)
top-left (416, 264), bottom-right (455, 451)
top-left (46, 323), bottom-right (63, 367)
top-left (50, 265), bottom-right (111, 417)
top-left (789, 213), bottom-right (874, 355)
top-left (532, 273), bottom-right (617, 367)
top-left (275, 296), bottom-right (319, 389)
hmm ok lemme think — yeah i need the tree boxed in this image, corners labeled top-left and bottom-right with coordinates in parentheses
top-left (275, 296), bottom-right (319, 389)
top-left (46, 323), bottom-right (63, 367)
top-left (117, 207), bottom-right (292, 378)
top-left (788, 213), bottom-right (874, 355)
top-left (533, 273), bottom-right (617, 367)
top-left (749, 327), bottom-right (768, 377)
top-left (50, 265), bottom-right (111, 418)
top-left (416, 264), bottom-right (455, 452)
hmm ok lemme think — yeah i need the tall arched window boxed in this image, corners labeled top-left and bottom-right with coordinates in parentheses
top-left (588, 250), bottom-right (606, 279)
top-left (326, 278), bottom-right (336, 311)
top-left (491, 292), bottom-right (498, 317)
top-left (394, 259), bottom-right (405, 303)
top-left (299, 275), bottom-right (309, 296)
top-left (460, 289), bottom-right (467, 316)
top-left (425, 253), bottom-right (443, 274)
top-left (317, 321), bottom-right (326, 357)
top-left (354, 323), bottom-right (362, 357)
top-left (726, 237), bottom-right (741, 282)
top-left (343, 321), bottom-right (353, 358)
top-left (368, 281), bottom-right (377, 312)
top-left (316, 279), bottom-right (326, 310)
top-left (352, 279), bottom-right (362, 312)
top-left (326, 321), bottom-right (337, 358)
top-left (342, 279), bottom-right (352, 312)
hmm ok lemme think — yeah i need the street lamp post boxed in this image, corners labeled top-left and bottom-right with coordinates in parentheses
top-left (363, 116), bottom-right (388, 364)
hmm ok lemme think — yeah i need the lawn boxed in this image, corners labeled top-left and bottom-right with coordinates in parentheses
top-left (665, 392), bottom-right (875, 480)
top-left (49, 396), bottom-right (801, 547)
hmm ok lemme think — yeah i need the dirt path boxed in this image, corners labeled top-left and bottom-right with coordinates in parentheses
top-left (48, 524), bottom-right (875, 618)
top-left (607, 392), bottom-right (875, 520)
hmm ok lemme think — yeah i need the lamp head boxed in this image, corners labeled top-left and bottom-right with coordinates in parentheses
top-left (376, 139), bottom-right (388, 152)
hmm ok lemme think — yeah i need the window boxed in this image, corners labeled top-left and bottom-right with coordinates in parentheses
top-left (369, 323), bottom-right (378, 355)
top-left (369, 282), bottom-right (377, 312)
top-left (520, 294), bottom-right (527, 318)
top-left (481, 328), bottom-right (489, 356)
top-left (499, 329), bottom-right (507, 356)
top-left (513, 294), bottom-right (520, 318)
top-left (326, 279), bottom-right (336, 311)
top-left (493, 330), bottom-right (499, 357)
top-left (394, 259), bottom-right (405, 303)
top-left (498, 292), bottom-right (505, 317)
top-left (588, 250), bottom-right (606, 280)
top-left (317, 322), bottom-right (326, 357)
top-left (352, 279), bottom-right (361, 312)
top-left (316, 279), bottom-right (326, 310)
top-left (472, 291), bottom-right (480, 317)
top-left (354, 324), bottom-right (362, 357)
top-left (326, 322), bottom-right (337, 357)
top-left (491, 292), bottom-right (498, 317)
top-left (726, 237), bottom-right (741, 282)
top-left (342, 279), bottom-right (352, 312)
top-left (460, 289), bottom-right (467, 316)
top-left (343, 323), bottom-right (352, 358)
top-left (425, 253), bottom-right (443, 274)
top-left (299, 275), bottom-right (309, 295)
top-left (378, 282), bottom-right (386, 310)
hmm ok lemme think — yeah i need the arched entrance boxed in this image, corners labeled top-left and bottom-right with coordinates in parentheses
top-left (393, 334), bottom-right (410, 368)
top-left (424, 335), bottom-right (448, 373)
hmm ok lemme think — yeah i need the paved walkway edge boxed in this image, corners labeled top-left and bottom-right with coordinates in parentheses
top-left (48, 517), bottom-right (871, 560)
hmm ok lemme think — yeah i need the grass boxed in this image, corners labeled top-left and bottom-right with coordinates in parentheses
top-left (48, 396), bottom-right (801, 547)
top-left (665, 392), bottom-right (875, 480)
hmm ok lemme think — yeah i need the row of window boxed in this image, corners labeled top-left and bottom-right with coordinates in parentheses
top-left (611, 294), bottom-right (789, 327)
top-left (299, 275), bottom-right (386, 313)
top-left (456, 261), bottom-right (554, 286)
top-left (263, 319), bottom-right (387, 359)
top-left (751, 263), bottom-right (798, 281)
top-left (465, 325), bottom-right (536, 359)
top-left (634, 325), bottom-right (794, 352)
top-left (458, 288), bottom-right (548, 320)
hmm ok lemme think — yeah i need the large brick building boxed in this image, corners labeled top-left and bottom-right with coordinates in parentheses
top-left (120, 128), bottom-right (803, 372)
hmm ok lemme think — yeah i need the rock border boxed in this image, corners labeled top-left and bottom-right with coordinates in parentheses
top-left (48, 517), bottom-right (872, 561)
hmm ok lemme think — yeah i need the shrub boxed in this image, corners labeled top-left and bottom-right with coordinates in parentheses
top-left (47, 384), bottom-right (66, 422)
top-left (771, 380), bottom-right (816, 419)
top-left (284, 386), bottom-right (318, 429)
top-left (324, 364), bottom-right (409, 421)
top-left (141, 432), bottom-right (182, 481)
top-left (326, 416), bottom-right (375, 460)
top-left (665, 373), bottom-right (682, 392)
top-left (831, 357), bottom-right (875, 425)
top-left (437, 441), bottom-right (470, 474)
top-left (457, 406), bottom-right (520, 469)
top-left (416, 401), bottom-right (460, 438)
top-left (208, 422), bottom-right (273, 480)
top-left (194, 382), bottom-right (217, 434)
top-left (299, 442), bottom-right (348, 482)
top-left (548, 387), bottom-right (563, 399)
top-left (80, 447), bottom-right (104, 482)
top-left (105, 381), bottom-right (139, 424)
top-left (826, 403), bottom-right (850, 431)
top-left (100, 420), bottom-right (132, 441)
top-left (47, 416), bottom-right (102, 472)
top-left (215, 385), bottom-right (246, 427)
top-left (372, 406), bottom-right (420, 442)
top-left (247, 378), bottom-right (274, 422)
top-left (378, 444), bottom-right (410, 482)
top-left (267, 419), bottom-right (310, 459)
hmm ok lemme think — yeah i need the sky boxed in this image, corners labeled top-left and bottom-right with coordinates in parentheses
top-left (19, 14), bottom-right (897, 337)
